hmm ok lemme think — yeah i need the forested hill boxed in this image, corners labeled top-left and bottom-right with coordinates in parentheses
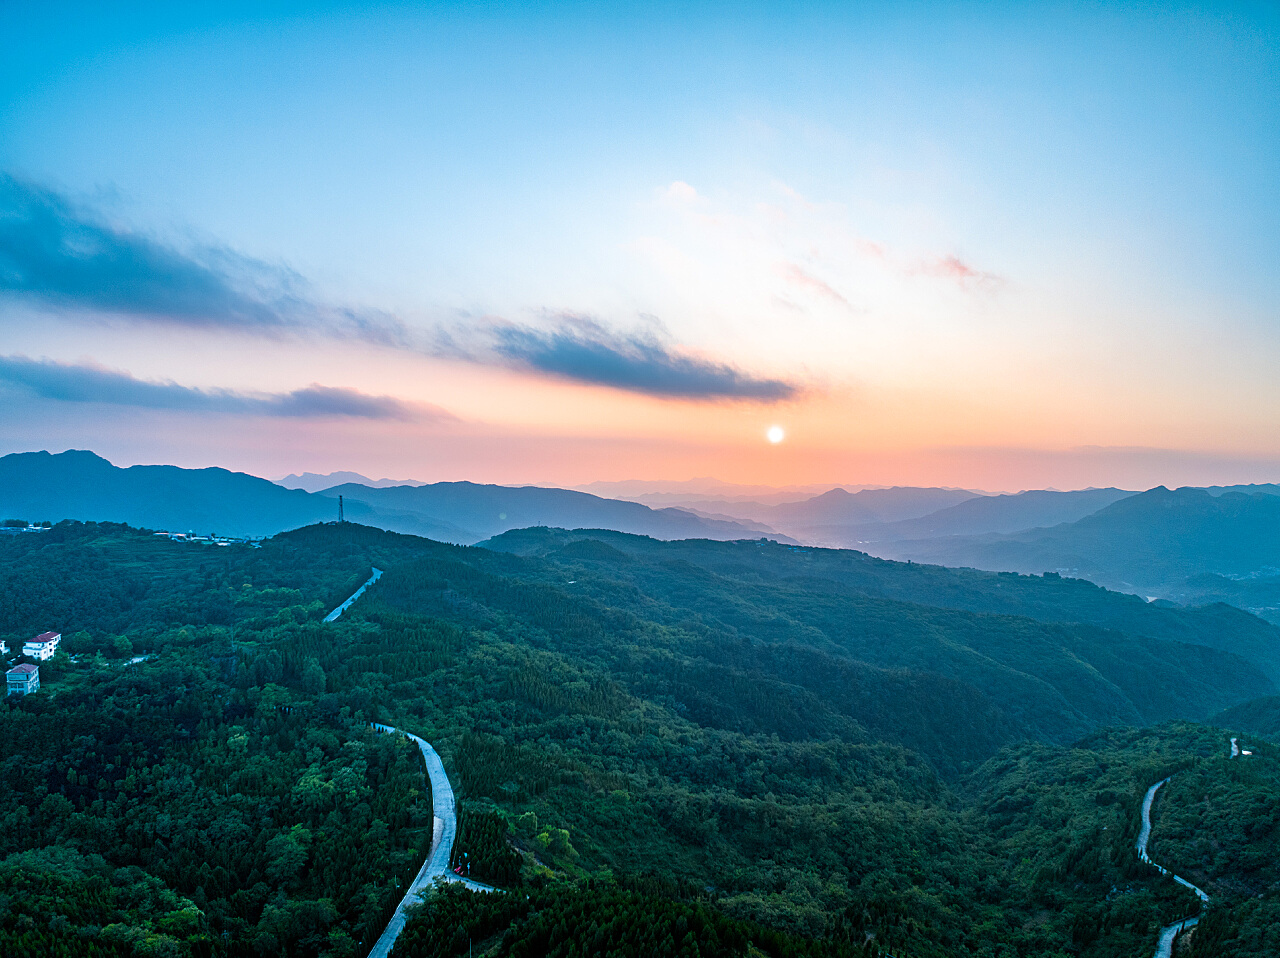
top-left (477, 526), bottom-right (1280, 741)
top-left (0, 449), bottom-right (782, 544)
top-left (3, 520), bottom-right (1279, 957)
top-left (881, 485), bottom-right (1280, 608)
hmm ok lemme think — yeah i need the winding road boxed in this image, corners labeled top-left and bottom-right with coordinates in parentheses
top-left (322, 565), bottom-right (495, 957)
top-left (324, 568), bottom-right (383, 622)
top-left (367, 725), bottom-right (495, 958)
top-left (1137, 776), bottom-right (1211, 958)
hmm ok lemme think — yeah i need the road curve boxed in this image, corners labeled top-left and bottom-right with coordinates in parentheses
top-left (367, 725), bottom-right (494, 958)
top-left (324, 568), bottom-right (383, 623)
top-left (1153, 916), bottom-right (1199, 958)
top-left (1137, 777), bottom-right (1209, 958)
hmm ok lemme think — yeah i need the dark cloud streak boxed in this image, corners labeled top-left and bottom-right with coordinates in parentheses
top-left (490, 318), bottom-right (798, 401)
top-left (0, 355), bottom-right (428, 420)
top-left (0, 176), bottom-right (800, 403)
top-left (0, 175), bottom-right (408, 344)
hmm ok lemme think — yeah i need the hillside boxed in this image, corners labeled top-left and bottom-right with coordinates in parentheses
top-left (880, 486), bottom-right (1280, 602)
top-left (477, 528), bottom-right (1278, 744)
top-left (0, 450), bottom-right (780, 545)
top-left (0, 449), bottom-right (358, 538)
top-left (316, 481), bottom-right (787, 544)
top-left (3, 521), bottom-right (1278, 957)
top-left (1211, 695), bottom-right (1280, 741)
top-left (765, 486), bottom-right (979, 526)
top-left (863, 487), bottom-right (1133, 539)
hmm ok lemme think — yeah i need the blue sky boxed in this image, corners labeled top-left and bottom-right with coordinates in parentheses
top-left (1, 2), bottom-right (1278, 488)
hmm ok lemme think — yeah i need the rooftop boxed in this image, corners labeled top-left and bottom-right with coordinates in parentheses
top-left (34, 631), bottom-right (60, 641)
top-left (8, 664), bottom-right (38, 675)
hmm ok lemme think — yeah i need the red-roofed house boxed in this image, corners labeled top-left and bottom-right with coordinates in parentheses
top-left (23, 631), bottom-right (61, 661)
top-left (6, 663), bottom-right (39, 696)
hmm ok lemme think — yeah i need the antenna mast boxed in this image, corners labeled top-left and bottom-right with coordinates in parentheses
top-left (338, 495), bottom-right (344, 523)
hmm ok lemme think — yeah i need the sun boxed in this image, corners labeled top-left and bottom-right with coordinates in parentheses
top-left (766, 425), bottom-right (785, 444)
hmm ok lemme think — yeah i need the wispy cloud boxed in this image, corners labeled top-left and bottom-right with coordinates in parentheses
top-left (777, 262), bottom-right (854, 310)
top-left (0, 355), bottom-right (438, 420)
top-left (488, 316), bottom-right (799, 401)
top-left (0, 176), bottom-right (800, 403)
top-left (920, 254), bottom-right (1001, 289)
top-left (0, 175), bottom-right (408, 344)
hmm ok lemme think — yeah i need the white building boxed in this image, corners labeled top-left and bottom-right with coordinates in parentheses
top-left (6, 663), bottom-right (39, 695)
top-left (23, 631), bottom-right (61, 661)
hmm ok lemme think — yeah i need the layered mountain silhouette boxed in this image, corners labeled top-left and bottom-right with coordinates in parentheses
top-left (617, 486), bottom-right (1136, 546)
top-left (0, 450), bottom-right (786, 544)
top-left (842, 487), bottom-right (1136, 544)
top-left (880, 485), bottom-right (1280, 602)
top-left (7, 450), bottom-right (1280, 619)
top-left (276, 470), bottom-right (429, 492)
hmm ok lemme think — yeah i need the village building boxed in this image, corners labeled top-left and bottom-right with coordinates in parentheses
top-left (6, 663), bottom-right (39, 696)
top-left (23, 631), bottom-right (61, 661)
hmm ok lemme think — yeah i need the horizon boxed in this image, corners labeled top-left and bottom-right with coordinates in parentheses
top-left (3, 4), bottom-right (1279, 491)
top-left (9, 445), bottom-right (1280, 501)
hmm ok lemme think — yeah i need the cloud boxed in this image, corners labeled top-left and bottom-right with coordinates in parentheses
top-left (0, 176), bottom-right (799, 403)
top-left (0, 175), bottom-right (408, 344)
top-left (662, 180), bottom-right (700, 204)
top-left (0, 355), bottom-right (436, 420)
top-left (777, 262), bottom-right (854, 310)
top-left (920, 254), bottom-right (1001, 289)
top-left (487, 316), bottom-right (798, 401)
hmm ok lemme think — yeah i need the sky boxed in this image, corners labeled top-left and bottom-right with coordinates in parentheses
top-left (1, 1), bottom-right (1278, 491)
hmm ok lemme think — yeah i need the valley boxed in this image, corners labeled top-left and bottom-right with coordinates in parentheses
top-left (2, 520), bottom-right (1279, 956)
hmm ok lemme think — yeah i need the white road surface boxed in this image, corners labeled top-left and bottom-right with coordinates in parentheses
top-left (324, 568), bottom-right (383, 622)
top-left (320, 565), bottom-right (495, 957)
top-left (1153, 916), bottom-right (1199, 958)
top-left (366, 724), bottom-right (494, 958)
top-left (1137, 773), bottom-right (1211, 958)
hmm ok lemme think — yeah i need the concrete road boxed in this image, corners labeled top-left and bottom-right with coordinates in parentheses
top-left (366, 725), bottom-right (494, 958)
top-left (324, 568), bottom-right (383, 623)
top-left (1137, 770), bottom-right (1212, 958)
top-left (1153, 916), bottom-right (1199, 958)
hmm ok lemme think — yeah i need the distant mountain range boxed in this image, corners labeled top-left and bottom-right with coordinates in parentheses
top-left (878, 485), bottom-right (1280, 616)
top-left (608, 485), bottom-right (1136, 547)
top-left (7, 449), bottom-right (1280, 622)
top-left (276, 470), bottom-right (428, 492)
top-left (838, 487), bottom-right (1136, 544)
top-left (0, 449), bottom-right (352, 537)
top-left (0, 450), bottom-right (786, 544)
top-left (312, 481), bottom-right (787, 544)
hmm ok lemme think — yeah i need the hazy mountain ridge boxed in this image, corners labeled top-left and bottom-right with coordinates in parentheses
top-left (0, 449), bottom-right (360, 537)
top-left (0, 450), bottom-right (785, 545)
top-left (880, 485), bottom-right (1280, 600)
top-left (276, 470), bottom-right (428, 491)
top-left (856, 487), bottom-right (1135, 540)
top-left (316, 480), bottom-right (791, 544)
top-left (10, 451), bottom-right (1280, 621)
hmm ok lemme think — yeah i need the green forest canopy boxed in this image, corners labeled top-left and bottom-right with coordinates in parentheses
top-left (1, 521), bottom-right (1277, 957)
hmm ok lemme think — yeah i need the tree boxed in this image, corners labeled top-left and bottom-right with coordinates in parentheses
top-left (302, 658), bottom-right (327, 696)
